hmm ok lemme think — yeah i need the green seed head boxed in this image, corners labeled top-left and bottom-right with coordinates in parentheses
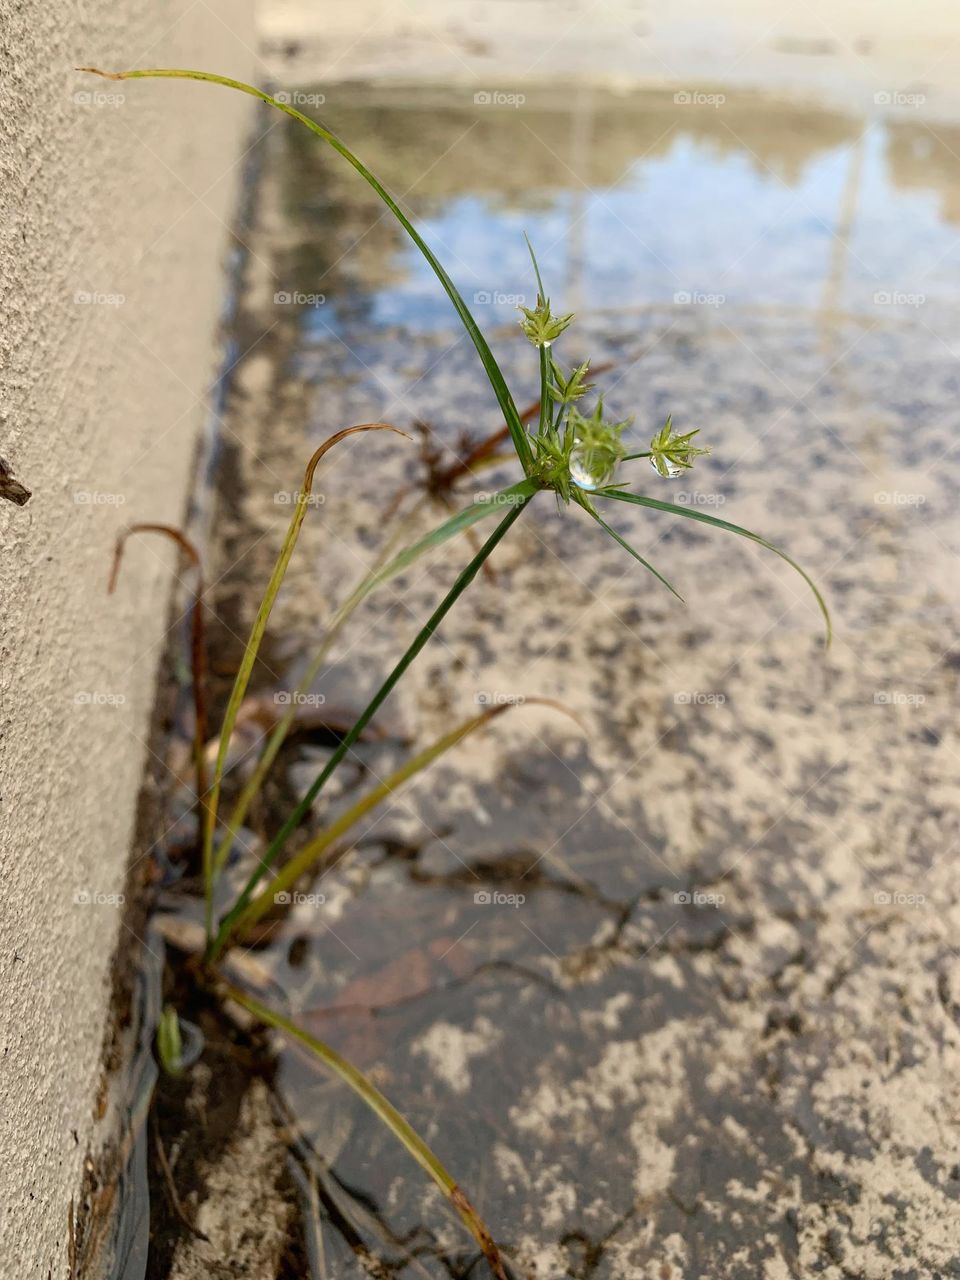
top-left (518, 295), bottom-right (574, 348)
top-left (567, 401), bottom-right (630, 492)
top-left (648, 416), bottom-right (710, 479)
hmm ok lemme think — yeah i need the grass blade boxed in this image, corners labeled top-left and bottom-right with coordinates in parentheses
top-left (78, 66), bottom-right (533, 474)
top-left (228, 698), bottom-right (579, 939)
top-left (523, 234), bottom-right (552, 439)
top-left (209, 497), bottom-right (532, 960)
top-left (201, 424), bottom-right (408, 940)
top-left (586, 508), bottom-right (684, 601)
top-left (343, 478), bottom-right (538, 606)
top-left (223, 986), bottom-right (509, 1280)
top-left (598, 488), bottom-right (831, 643)
top-left (214, 479), bottom-right (538, 869)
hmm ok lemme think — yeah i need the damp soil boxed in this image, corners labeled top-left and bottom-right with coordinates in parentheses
top-left (104, 78), bottom-right (960, 1280)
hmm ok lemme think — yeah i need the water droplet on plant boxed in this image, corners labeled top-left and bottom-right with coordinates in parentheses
top-left (570, 444), bottom-right (616, 491)
top-left (650, 456), bottom-right (683, 479)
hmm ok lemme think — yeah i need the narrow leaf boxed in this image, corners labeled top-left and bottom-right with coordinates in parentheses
top-left (201, 424), bottom-right (407, 939)
top-left (224, 986), bottom-right (509, 1280)
top-left (599, 488), bottom-right (831, 643)
top-left (587, 508), bottom-right (684, 601)
top-left (214, 478), bottom-right (538, 869)
top-left (209, 497), bottom-right (532, 960)
top-left (78, 67), bottom-right (533, 473)
top-left (230, 698), bottom-right (580, 939)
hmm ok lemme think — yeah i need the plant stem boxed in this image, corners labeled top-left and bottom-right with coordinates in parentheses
top-left (209, 496), bottom-right (532, 959)
top-left (227, 698), bottom-right (573, 939)
top-left (201, 425), bottom-right (406, 941)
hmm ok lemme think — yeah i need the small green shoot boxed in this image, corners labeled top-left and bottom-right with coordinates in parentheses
top-left (156, 1005), bottom-right (184, 1077)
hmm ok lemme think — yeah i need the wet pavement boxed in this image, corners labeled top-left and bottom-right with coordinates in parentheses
top-left (198, 82), bottom-right (960, 1277)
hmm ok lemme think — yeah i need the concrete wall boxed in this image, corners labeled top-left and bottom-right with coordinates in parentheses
top-left (0, 6), bottom-right (253, 1276)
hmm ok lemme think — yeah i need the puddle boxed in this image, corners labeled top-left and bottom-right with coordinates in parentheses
top-left (147, 83), bottom-right (960, 1277)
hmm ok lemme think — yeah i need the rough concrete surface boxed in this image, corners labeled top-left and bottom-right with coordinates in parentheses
top-left (0, 6), bottom-right (253, 1276)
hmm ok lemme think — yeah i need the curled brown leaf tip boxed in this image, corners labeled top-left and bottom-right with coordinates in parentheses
top-left (75, 66), bottom-right (127, 80)
top-left (301, 422), bottom-right (411, 494)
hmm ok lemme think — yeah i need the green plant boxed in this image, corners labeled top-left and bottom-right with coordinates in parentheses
top-left (85, 65), bottom-right (831, 1277)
